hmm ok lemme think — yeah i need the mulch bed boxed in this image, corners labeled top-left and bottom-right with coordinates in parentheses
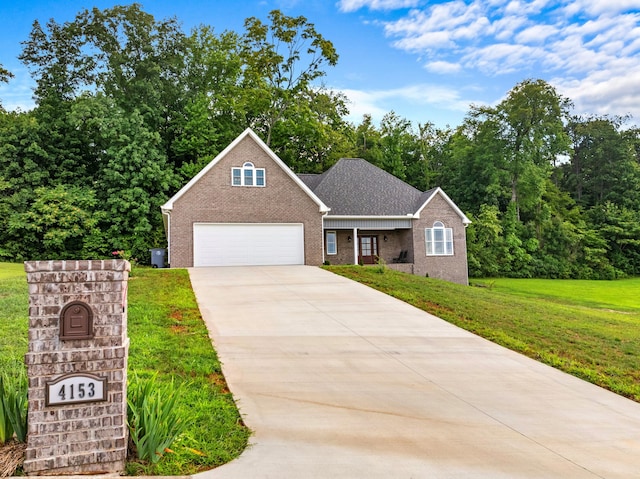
top-left (0, 441), bottom-right (25, 477)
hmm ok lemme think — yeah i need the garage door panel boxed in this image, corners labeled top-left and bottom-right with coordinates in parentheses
top-left (193, 223), bottom-right (304, 266)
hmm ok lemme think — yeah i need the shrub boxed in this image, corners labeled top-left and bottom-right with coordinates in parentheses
top-left (127, 373), bottom-right (188, 464)
top-left (374, 256), bottom-right (386, 274)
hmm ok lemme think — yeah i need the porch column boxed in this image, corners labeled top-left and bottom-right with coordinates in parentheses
top-left (353, 228), bottom-right (358, 265)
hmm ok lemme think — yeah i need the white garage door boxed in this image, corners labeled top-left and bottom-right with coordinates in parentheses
top-left (193, 223), bottom-right (304, 267)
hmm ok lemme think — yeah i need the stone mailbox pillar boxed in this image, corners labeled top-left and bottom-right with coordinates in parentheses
top-left (23, 260), bottom-right (130, 475)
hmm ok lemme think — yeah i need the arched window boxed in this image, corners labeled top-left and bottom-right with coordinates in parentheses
top-left (425, 221), bottom-right (453, 255)
top-left (232, 162), bottom-right (265, 187)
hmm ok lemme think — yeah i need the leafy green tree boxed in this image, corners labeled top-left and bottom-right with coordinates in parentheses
top-left (271, 88), bottom-right (351, 173)
top-left (6, 185), bottom-right (101, 260)
top-left (347, 112), bottom-right (420, 185)
top-left (351, 114), bottom-right (384, 166)
top-left (20, 5), bottom-right (191, 162)
top-left (472, 79), bottom-right (571, 220)
top-left (241, 10), bottom-right (339, 146)
top-left (466, 204), bottom-right (503, 277)
top-left (409, 123), bottom-right (453, 191)
top-left (531, 181), bottom-right (613, 279)
top-left (563, 116), bottom-right (640, 209)
top-left (0, 110), bottom-right (49, 192)
top-left (378, 111), bottom-right (416, 181)
top-left (588, 202), bottom-right (640, 276)
top-left (0, 109), bottom-right (43, 259)
top-left (93, 102), bottom-right (177, 257)
top-left (0, 64), bottom-right (12, 83)
top-left (173, 27), bottom-right (245, 171)
top-left (20, 17), bottom-right (96, 103)
top-left (436, 117), bottom-right (510, 214)
top-left (0, 63), bottom-right (13, 108)
top-left (622, 127), bottom-right (640, 164)
top-left (78, 4), bottom-right (190, 159)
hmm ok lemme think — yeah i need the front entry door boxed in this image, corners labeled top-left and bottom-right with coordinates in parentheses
top-left (359, 236), bottom-right (378, 264)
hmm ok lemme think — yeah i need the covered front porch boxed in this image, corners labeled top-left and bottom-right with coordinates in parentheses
top-left (323, 217), bottom-right (416, 271)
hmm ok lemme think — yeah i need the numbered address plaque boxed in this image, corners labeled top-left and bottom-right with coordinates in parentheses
top-left (45, 373), bottom-right (107, 406)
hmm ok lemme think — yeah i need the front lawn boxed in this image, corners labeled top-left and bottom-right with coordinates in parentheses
top-left (326, 266), bottom-right (640, 402)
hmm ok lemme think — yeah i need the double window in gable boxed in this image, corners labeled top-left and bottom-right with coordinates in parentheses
top-left (232, 162), bottom-right (265, 187)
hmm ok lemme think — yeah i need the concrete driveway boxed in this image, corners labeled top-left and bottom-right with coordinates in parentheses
top-left (190, 266), bottom-right (640, 479)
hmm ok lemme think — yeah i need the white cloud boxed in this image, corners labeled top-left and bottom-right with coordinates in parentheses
top-left (503, 0), bottom-right (552, 16)
top-left (360, 0), bottom-right (640, 123)
top-left (425, 60), bottom-right (462, 74)
top-left (554, 66), bottom-right (640, 120)
top-left (337, 0), bottom-right (419, 13)
top-left (464, 43), bottom-right (546, 74)
top-left (339, 83), bottom-right (476, 124)
top-left (339, 88), bottom-right (389, 121)
top-left (384, 2), bottom-right (491, 53)
top-left (515, 24), bottom-right (558, 44)
top-left (392, 28), bottom-right (455, 51)
top-left (490, 15), bottom-right (529, 41)
top-left (563, 0), bottom-right (640, 17)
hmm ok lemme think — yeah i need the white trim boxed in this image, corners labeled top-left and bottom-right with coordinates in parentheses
top-left (414, 187), bottom-right (471, 224)
top-left (161, 128), bottom-right (329, 213)
top-left (352, 228), bottom-right (358, 265)
top-left (326, 214), bottom-right (416, 220)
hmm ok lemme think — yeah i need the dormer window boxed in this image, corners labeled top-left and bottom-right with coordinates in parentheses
top-left (232, 162), bottom-right (265, 187)
top-left (426, 221), bottom-right (453, 256)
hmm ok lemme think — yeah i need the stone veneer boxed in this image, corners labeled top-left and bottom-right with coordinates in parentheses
top-left (23, 260), bottom-right (130, 475)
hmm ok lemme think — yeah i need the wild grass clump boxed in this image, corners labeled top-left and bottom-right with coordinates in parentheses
top-left (0, 368), bottom-right (28, 445)
top-left (127, 373), bottom-right (187, 464)
top-left (373, 256), bottom-right (387, 274)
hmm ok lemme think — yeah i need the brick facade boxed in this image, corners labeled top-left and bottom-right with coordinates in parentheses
top-left (168, 135), bottom-right (325, 267)
top-left (23, 260), bottom-right (129, 475)
top-left (412, 194), bottom-right (469, 285)
top-left (322, 193), bottom-right (469, 285)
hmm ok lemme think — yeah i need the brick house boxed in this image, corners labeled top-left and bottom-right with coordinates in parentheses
top-left (161, 128), bottom-right (471, 284)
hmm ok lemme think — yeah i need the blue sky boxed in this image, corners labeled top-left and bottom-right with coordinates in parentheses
top-left (0, 0), bottom-right (639, 129)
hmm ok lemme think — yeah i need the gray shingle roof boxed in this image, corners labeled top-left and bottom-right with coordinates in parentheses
top-left (299, 158), bottom-right (435, 216)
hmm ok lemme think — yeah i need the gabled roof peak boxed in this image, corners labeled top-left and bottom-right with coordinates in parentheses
top-left (161, 128), bottom-right (329, 213)
top-left (298, 157), bottom-right (470, 224)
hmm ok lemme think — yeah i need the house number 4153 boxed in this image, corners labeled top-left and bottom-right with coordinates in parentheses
top-left (45, 373), bottom-right (107, 406)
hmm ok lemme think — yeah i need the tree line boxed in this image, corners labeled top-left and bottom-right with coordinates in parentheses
top-left (0, 4), bottom-right (638, 278)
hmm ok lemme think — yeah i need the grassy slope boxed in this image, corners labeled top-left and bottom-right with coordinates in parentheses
top-left (326, 266), bottom-right (640, 402)
top-left (126, 268), bottom-right (249, 475)
top-left (0, 263), bottom-right (249, 476)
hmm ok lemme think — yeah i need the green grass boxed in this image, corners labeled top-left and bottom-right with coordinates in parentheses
top-left (473, 277), bottom-right (640, 312)
top-left (0, 263), bottom-right (28, 373)
top-left (326, 265), bottom-right (640, 402)
top-left (0, 263), bottom-right (249, 475)
top-left (125, 268), bottom-right (249, 475)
